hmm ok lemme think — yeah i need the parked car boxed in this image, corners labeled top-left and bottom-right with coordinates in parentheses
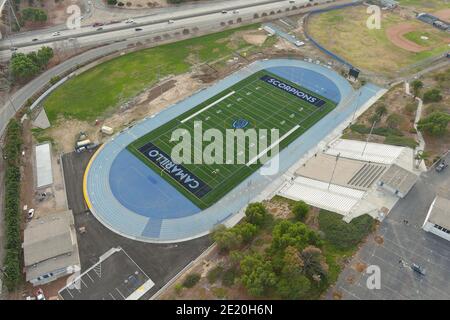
top-left (411, 263), bottom-right (426, 276)
top-left (435, 161), bottom-right (448, 172)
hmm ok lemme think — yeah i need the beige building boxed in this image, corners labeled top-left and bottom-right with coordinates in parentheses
top-left (23, 210), bottom-right (80, 286)
top-left (377, 164), bottom-right (418, 199)
top-left (422, 196), bottom-right (450, 242)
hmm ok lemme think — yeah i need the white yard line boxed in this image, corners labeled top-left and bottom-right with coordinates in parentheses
top-left (180, 91), bottom-right (236, 123)
top-left (246, 124), bottom-right (300, 166)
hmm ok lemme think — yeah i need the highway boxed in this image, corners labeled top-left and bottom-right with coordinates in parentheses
top-left (0, 0), bottom-right (296, 57)
top-left (1, 0), bottom-right (327, 135)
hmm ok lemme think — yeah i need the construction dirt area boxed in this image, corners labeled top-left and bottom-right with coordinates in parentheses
top-left (19, 0), bottom-right (85, 30)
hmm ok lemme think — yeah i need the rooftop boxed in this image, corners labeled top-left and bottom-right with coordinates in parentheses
top-left (379, 164), bottom-right (418, 195)
top-left (23, 210), bottom-right (80, 281)
top-left (427, 196), bottom-right (450, 230)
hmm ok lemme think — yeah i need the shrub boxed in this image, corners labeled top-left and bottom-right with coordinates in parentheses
top-left (384, 135), bottom-right (418, 148)
top-left (405, 102), bottom-right (418, 114)
top-left (222, 267), bottom-right (238, 287)
top-left (107, 0), bottom-right (117, 4)
top-left (423, 89), bottom-right (442, 104)
top-left (183, 273), bottom-right (201, 288)
top-left (386, 113), bottom-right (403, 129)
top-left (318, 210), bottom-right (374, 250)
top-left (207, 265), bottom-right (224, 284)
top-left (2, 119), bottom-right (23, 291)
top-left (292, 200), bottom-right (309, 221)
top-left (417, 112), bottom-right (450, 136)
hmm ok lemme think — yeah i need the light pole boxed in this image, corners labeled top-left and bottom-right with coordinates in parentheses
top-left (328, 152), bottom-right (340, 190)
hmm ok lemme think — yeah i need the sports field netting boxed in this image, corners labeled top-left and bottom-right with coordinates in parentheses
top-left (127, 70), bottom-right (337, 209)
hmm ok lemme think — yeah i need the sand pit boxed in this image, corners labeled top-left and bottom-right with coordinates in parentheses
top-left (386, 23), bottom-right (429, 53)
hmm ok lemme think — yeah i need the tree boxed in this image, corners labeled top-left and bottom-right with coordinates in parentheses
top-left (245, 202), bottom-right (268, 226)
top-left (36, 46), bottom-right (54, 67)
top-left (233, 222), bottom-right (257, 243)
top-left (271, 220), bottom-right (322, 252)
top-left (211, 225), bottom-right (242, 251)
top-left (423, 89), bottom-right (443, 104)
top-left (11, 53), bottom-right (40, 79)
top-left (417, 112), bottom-right (450, 136)
top-left (276, 273), bottom-right (310, 299)
top-left (415, 150), bottom-right (430, 166)
top-left (21, 8), bottom-right (47, 22)
top-left (300, 246), bottom-right (329, 281)
top-left (411, 80), bottom-right (423, 98)
top-left (292, 200), bottom-right (309, 221)
top-left (240, 253), bottom-right (277, 297)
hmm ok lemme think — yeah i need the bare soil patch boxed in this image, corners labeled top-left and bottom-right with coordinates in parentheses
top-left (386, 23), bottom-right (429, 53)
top-left (433, 8), bottom-right (450, 23)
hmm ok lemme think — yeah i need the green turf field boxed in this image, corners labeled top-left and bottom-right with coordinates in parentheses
top-left (127, 70), bottom-right (337, 209)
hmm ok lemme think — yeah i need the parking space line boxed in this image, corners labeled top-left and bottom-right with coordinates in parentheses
top-left (108, 293), bottom-right (116, 300)
top-left (85, 272), bottom-right (95, 283)
top-left (115, 288), bottom-right (126, 299)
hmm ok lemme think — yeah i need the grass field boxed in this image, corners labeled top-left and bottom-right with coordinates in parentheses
top-left (127, 70), bottom-right (337, 209)
top-left (43, 24), bottom-right (260, 124)
top-left (307, 6), bottom-right (450, 74)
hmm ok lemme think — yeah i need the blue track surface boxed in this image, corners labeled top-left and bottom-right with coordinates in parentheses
top-left (109, 149), bottom-right (200, 219)
top-left (85, 59), bottom-right (384, 243)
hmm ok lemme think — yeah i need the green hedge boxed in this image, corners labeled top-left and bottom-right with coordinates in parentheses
top-left (350, 124), bottom-right (403, 137)
top-left (318, 210), bottom-right (374, 251)
top-left (2, 119), bottom-right (23, 291)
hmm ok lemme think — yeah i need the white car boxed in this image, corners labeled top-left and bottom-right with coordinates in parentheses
top-left (168, 20), bottom-right (174, 24)
top-left (125, 19), bottom-right (134, 24)
top-left (52, 31), bottom-right (60, 36)
top-left (294, 40), bottom-right (305, 47)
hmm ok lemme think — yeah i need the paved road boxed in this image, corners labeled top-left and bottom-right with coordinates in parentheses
top-left (0, 0), bottom-right (294, 58)
top-left (327, 152), bottom-right (450, 300)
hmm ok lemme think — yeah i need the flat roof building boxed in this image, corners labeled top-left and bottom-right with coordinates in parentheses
top-left (377, 164), bottom-right (418, 198)
top-left (23, 210), bottom-right (80, 286)
top-left (423, 196), bottom-right (450, 241)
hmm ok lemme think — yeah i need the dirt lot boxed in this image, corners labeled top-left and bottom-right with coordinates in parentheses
top-left (42, 72), bottom-right (205, 153)
top-left (19, 0), bottom-right (84, 30)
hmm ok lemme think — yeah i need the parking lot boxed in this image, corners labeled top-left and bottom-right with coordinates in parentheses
top-left (59, 248), bottom-right (154, 300)
top-left (327, 153), bottom-right (450, 300)
top-left (61, 150), bottom-right (212, 299)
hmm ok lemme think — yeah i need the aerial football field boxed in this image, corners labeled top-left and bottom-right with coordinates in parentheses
top-left (127, 69), bottom-right (337, 209)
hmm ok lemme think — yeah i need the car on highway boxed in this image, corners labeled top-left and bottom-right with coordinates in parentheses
top-left (221, 10), bottom-right (227, 14)
top-left (10, 47), bottom-right (18, 52)
top-left (168, 20), bottom-right (175, 24)
top-left (52, 31), bottom-right (60, 37)
top-left (32, 38), bottom-right (39, 42)
top-left (135, 28), bottom-right (143, 31)
top-left (97, 27), bottom-right (103, 31)
top-left (125, 19), bottom-right (134, 24)
top-left (435, 160), bottom-right (448, 172)
top-left (93, 22), bottom-right (104, 27)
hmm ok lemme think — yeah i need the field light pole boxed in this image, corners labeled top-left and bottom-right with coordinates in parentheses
top-left (328, 152), bottom-right (340, 190)
top-left (362, 120), bottom-right (377, 157)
